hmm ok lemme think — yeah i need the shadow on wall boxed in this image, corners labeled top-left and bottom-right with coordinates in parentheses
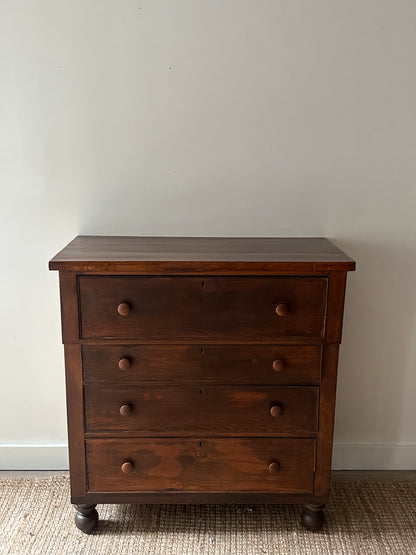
top-left (332, 236), bottom-right (416, 462)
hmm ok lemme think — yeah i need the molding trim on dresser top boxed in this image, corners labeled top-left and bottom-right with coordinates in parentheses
top-left (49, 236), bottom-right (355, 533)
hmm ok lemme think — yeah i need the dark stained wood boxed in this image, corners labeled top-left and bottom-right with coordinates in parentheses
top-left (272, 358), bottom-right (286, 372)
top-left (325, 272), bottom-right (348, 344)
top-left (268, 462), bottom-right (281, 474)
top-left (86, 438), bottom-right (316, 493)
top-left (300, 503), bottom-right (326, 531)
top-left (84, 385), bottom-right (318, 436)
top-left (313, 273), bottom-right (349, 496)
top-left (73, 504), bottom-right (98, 534)
top-left (64, 345), bottom-right (87, 499)
top-left (118, 357), bottom-right (132, 371)
top-left (121, 461), bottom-right (134, 474)
top-left (72, 491), bottom-right (328, 505)
top-left (119, 404), bottom-right (132, 417)
top-left (117, 302), bottom-right (131, 316)
top-left (50, 236), bottom-right (355, 532)
top-left (275, 302), bottom-right (289, 317)
top-left (270, 405), bottom-right (283, 418)
top-left (80, 337), bottom-right (322, 346)
top-left (314, 344), bottom-right (340, 497)
top-left (78, 276), bottom-right (327, 340)
top-left (49, 236), bottom-right (356, 273)
top-left (59, 272), bottom-right (79, 343)
top-left (82, 344), bottom-right (322, 385)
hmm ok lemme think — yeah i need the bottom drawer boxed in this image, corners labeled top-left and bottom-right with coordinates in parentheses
top-left (86, 438), bottom-right (316, 493)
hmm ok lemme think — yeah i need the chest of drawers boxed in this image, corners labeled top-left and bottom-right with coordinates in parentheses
top-left (49, 236), bottom-right (355, 533)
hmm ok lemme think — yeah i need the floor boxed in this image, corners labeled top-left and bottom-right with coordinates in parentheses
top-left (2, 475), bottom-right (415, 554)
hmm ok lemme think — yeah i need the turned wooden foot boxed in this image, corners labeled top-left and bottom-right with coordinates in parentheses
top-left (74, 504), bottom-right (98, 533)
top-left (300, 503), bottom-right (325, 531)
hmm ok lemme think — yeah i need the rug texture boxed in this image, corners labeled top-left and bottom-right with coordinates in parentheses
top-left (0, 477), bottom-right (415, 554)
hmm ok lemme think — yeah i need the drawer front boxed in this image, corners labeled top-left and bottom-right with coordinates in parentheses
top-left (86, 438), bottom-right (316, 493)
top-left (79, 276), bottom-right (327, 340)
top-left (83, 344), bottom-right (322, 385)
top-left (85, 385), bottom-right (318, 436)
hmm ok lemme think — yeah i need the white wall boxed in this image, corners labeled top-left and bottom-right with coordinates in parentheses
top-left (1, 0), bottom-right (415, 469)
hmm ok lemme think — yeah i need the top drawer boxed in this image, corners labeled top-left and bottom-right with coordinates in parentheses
top-left (78, 276), bottom-right (327, 340)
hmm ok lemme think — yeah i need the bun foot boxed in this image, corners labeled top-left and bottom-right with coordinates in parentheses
top-left (300, 503), bottom-right (325, 531)
top-left (74, 504), bottom-right (99, 533)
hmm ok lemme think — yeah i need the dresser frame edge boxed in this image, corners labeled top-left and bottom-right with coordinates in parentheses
top-left (60, 271), bottom-right (88, 499)
top-left (314, 271), bottom-right (348, 497)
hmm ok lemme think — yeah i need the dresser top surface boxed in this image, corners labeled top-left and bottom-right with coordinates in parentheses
top-left (49, 236), bottom-right (355, 273)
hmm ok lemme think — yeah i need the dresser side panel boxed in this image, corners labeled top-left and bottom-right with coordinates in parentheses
top-left (325, 271), bottom-right (348, 344)
top-left (314, 271), bottom-right (348, 495)
top-left (314, 343), bottom-right (340, 497)
top-left (59, 272), bottom-right (80, 343)
top-left (64, 344), bottom-right (87, 499)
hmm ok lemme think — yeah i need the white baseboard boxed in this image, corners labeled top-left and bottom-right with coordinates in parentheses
top-left (332, 443), bottom-right (416, 470)
top-left (0, 443), bottom-right (415, 471)
top-left (0, 444), bottom-right (69, 470)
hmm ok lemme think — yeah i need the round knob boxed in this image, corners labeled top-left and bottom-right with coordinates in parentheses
top-left (270, 405), bottom-right (283, 418)
top-left (268, 462), bottom-right (281, 474)
top-left (121, 461), bottom-right (134, 474)
top-left (118, 357), bottom-right (131, 371)
top-left (272, 359), bottom-right (286, 372)
top-left (117, 302), bottom-right (131, 316)
top-left (120, 404), bottom-right (132, 417)
top-left (275, 302), bottom-right (289, 317)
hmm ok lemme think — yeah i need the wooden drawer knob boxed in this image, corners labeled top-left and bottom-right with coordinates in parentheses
top-left (268, 462), bottom-right (281, 474)
top-left (275, 302), bottom-right (289, 317)
top-left (120, 404), bottom-right (132, 417)
top-left (272, 359), bottom-right (285, 372)
top-left (270, 405), bottom-right (283, 418)
top-left (121, 461), bottom-right (134, 474)
top-left (118, 357), bottom-right (131, 371)
top-left (117, 302), bottom-right (131, 316)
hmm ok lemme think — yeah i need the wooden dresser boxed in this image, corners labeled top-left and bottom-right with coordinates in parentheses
top-left (49, 236), bottom-right (355, 533)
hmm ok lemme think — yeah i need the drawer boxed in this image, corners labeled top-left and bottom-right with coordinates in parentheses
top-left (86, 438), bottom-right (316, 493)
top-left (78, 276), bottom-right (327, 340)
top-left (82, 344), bottom-right (322, 385)
top-left (85, 385), bottom-right (318, 436)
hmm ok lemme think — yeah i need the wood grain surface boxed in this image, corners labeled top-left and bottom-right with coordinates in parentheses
top-left (86, 438), bottom-right (316, 493)
top-left (49, 236), bottom-right (355, 273)
top-left (84, 385), bottom-right (318, 436)
top-left (82, 344), bottom-right (322, 385)
top-left (49, 236), bottom-right (355, 523)
top-left (78, 276), bottom-right (327, 340)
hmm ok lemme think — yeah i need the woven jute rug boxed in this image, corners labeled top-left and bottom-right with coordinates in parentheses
top-left (1, 477), bottom-right (415, 554)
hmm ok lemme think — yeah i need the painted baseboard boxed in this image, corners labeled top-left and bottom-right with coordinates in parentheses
top-left (0, 444), bottom-right (69, 470)
top-left (0, 443), bottom-right (415, 471)
top-left (332, 443), bottom-right (416, 470)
